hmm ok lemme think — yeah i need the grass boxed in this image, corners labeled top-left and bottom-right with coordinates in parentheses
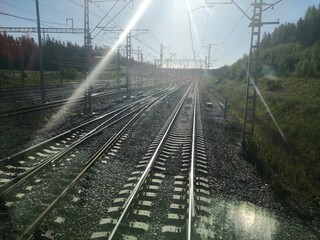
top-left (208, 76), bottom-right (320, 217)
top-left (0, 70), bottom-right (85, 88)
top-left (0, 68), bottom-right (120, 89)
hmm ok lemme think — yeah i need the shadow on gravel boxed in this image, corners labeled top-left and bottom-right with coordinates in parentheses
top-left (240, 142), bottom-right (291, 201)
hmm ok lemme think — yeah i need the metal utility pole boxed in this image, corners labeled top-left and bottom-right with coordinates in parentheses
top-left (136, 48), bottom-right (141, 62)
top-left (160, 44), bottom-right (164, 68)
top-left (20, 44), bottom-right (25, 87)
top-left (242, 0), bottom-right (278, 143)
top-left (126, 31), bottom-right (132, 98)
top-left (202, 43), bottom-right (217, 69)
top-left (35, 0), bottom-right (45, 103)
top-left (207, 45), bottom-right (211, 69)
top-left (116, 45), bottom-right (121, 88)
top-left (204, 56), bottom-right (208, 70)
top-left (99, 28), bottom-right (147, 91)
top-left (207, 43), bottom-right (216, 69)
top-left (84, 0), bottom-right (92, 114)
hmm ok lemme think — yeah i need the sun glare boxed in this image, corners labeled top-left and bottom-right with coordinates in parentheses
top-left (40, 0), bottom-right (153, 134)
top-left (250, 78), bottom-right (288, 144)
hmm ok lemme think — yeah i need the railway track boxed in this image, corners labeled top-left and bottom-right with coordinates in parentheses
top-left (90, 82), bottom-right (212, 239)
top-left (0, 86), bottom-right (176, 239)
top-left (0, 82), bottom-right (110, 103)
top-left (0, 88), bottom-right (171, 192)
top-left (0, 89), bottom-right (125, 119)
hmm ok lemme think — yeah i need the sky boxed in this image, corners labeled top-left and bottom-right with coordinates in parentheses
top-left (0, 0), bottom-right (319, 68)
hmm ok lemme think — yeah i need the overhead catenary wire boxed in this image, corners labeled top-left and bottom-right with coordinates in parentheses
top-left (187, 11), bottom-right (197, 59)
top-left (133, 37), bottom-right (159, 54)
top-left (0, 0), bottom-right (36, 18)
top-left (121, 6), bottom-right (162, 53)
top-left (69, 0), bottom-right (105, 20)
top-left (82, 0), bottom-right (164, 62)
top-left (0, 11), bottom-right (65, 26)
top-left (264, 0), bottom-right (292, 19)
top-left (220, 4), bottom-right (251, 47)
top-left (95, 2), bottom-right (161, 58)
top-left (216, 29), bottom-right (251, 61)
top-left (69, 0), bottom-right (83, 8)
top-left (3, 0), bottom-right (166, 64)
top-left (0, 0), bottom-right (67, 26)
top-left (217, 0), bottom-right (287, 63)
top-left (39, 1), bottom-right (83, 22)
top-left (201, 12), bottom-right (209, 47)
top-left (263, 0), bottom-right (284, 12)
top-left (135, 14), bottom-right (161, 45)
top-left (91, 1), bottom-right (120, 34)
top-left (92, 1), bottom-right (131, 39)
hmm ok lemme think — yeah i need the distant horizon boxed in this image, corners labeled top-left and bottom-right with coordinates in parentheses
top-left (0, 0), bottom-right (319, 68)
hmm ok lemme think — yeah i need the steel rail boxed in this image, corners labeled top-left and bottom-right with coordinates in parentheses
top-left (0, 89), bottom-right (125, 118)
top-left (0, 88), bottom-right (172, 196)
top-left (0, 87), bottom-right (167, 165)
top-left (108, 83), bottom-right (194, 240)
top-left (0, 103), bottom-right (140, 196)
top-left (187, 84), bottom-right (197, 240)
top-left (1, 101), bottom-right (133, 163)
top-left (0, 82), bottom-right (110, 99)
top-left (16, 86), bottom-right (174, 240)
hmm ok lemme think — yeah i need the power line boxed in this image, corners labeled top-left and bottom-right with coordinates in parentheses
top-left (91, 1), bottom-right (161, 60)
top-left (39, 2), bottom-right (82, 22)
top-left (70, 0), bottom-right (83, 8)
top-left (70, 0), bottom-right (104, 20)
top-left (121, 5), bottom-right (162, 53)
top-left (216, 29), bottom-right (251, 61)
top-left (264, 0), bottom-right (292, 18)
top-left (120, 4), bottom-right (162, 52)
top-left (91, 1), bottom-right (121, 35)
top-left (0, 0), bottom-right (66, 26)
top-left (187, 12), bottom-right (196, 59)
top-left (0, 11), bottom-right (64, 25)
top-left (263, 0), bottom-right (284, 12)
top-left (92, 0), bottom-right (160, 56)
top-left (134, 13), bottom-right (161, 45)
top-left (220, 5), bottom-right (251, 47)
top-left (201, 12), bottom-right (209, 47)
top-left (94, 3), bottom-right (154, 75)
top-left (0, 0), bottom-right (34, 16)
top-left (133, 36), bottom-right (159, 54)
top-left (92, 1), bottom-right (131, 39)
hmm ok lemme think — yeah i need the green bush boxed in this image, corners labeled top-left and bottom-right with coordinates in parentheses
top-left (266, 80), bottom-right (282, 91)
top-left (60, 67), bottom-right (78, 80)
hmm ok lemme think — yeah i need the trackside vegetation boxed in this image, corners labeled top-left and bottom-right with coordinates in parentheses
top-left (209, 5), bottom-right (320, 218)
top-left (0, 33), bottom-right (121, 88)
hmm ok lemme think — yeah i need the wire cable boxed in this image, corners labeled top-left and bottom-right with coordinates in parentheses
top-left (39, 2), bottom-right (82, 22)
top-left (216, 29), bottom-right (250, 61)
top-left (92, 1), bottom-right (131, 39)
top-left (221, 4), bottom-right (251, 47)
top-left (133, 36), bottom-right (160, 54)
top-left (91, 1), bottom-right (120, 34)
top-left (263, 0), bottom-right (284, 12)
top-left (0, 11), bottom-right (64, 25)
top-left (187, 12), bottom-right (196, 59)
top-left (70, 0), bottom-right (83, 8)
top-left (0, 0), bottom-right (66, 26)
top-left (69, 0), bottom-right (104, 20)
top-left (201, 12), bottom-right (209, 46)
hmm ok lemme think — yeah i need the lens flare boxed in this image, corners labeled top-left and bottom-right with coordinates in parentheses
top-left (39, 0), bottom-right (152, 134)
top-left (187, 0), bottom-right (201, 58)
top-left (250, 77), bottom-right (288, 144)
